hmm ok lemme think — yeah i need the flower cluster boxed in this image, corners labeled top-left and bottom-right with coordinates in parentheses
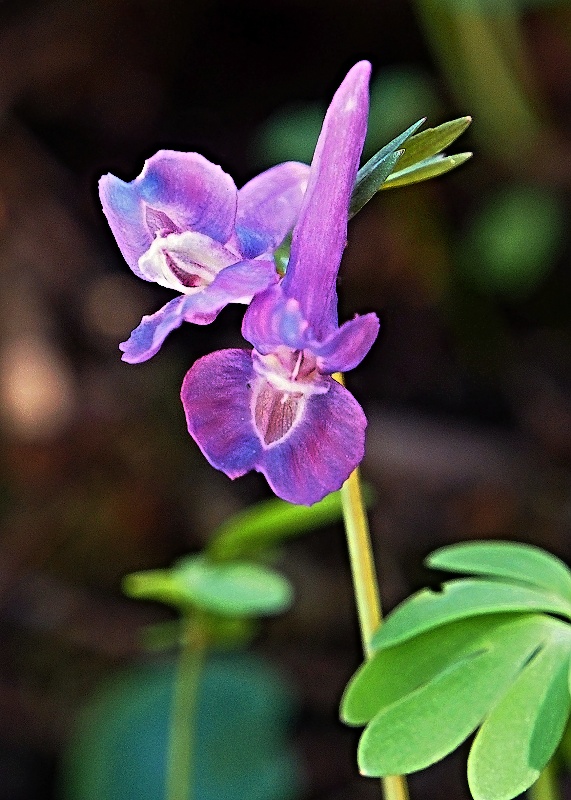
top-left (100, 62), bottom-right (379, 505)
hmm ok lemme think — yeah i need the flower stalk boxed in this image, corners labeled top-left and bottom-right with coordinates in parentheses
top-left (166, 613), bottom-right (207, 800)
top-left (336, 373), bottom-right (410, 800)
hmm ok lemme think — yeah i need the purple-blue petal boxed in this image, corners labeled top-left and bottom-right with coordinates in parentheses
top-left (120, 258), bottom-right (278, 363)
top-left (259, 377), bottom-right (367, 505)
top-left (181, 349), bottom-right (262, 478)
top-left (236, 162), bottom-right (310, 258)
top-left (314, 313), bottom-right (380, 373)
top-left (282, 62), bottom-right (371, 338)
top-left (119, 296), bottom-right (187, 364)
top-left (99, 151), bottom-right (237, 276)
top-left (182, 350), bottom-right (367, 505)
top-left (242, 285), bottom-right (310, 354)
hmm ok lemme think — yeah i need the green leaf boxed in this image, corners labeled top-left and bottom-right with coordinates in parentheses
top-left (427, 541), bottom-right (571, 603)
top-left (342, 614), bottom-right (520, 725)
top-left (395, 116), bottom-right (472, 172)
top-left (207, 489), bottom-right (371, 562)
top-left (468, 627), bottom-right (571, 800)
top-left (370, 579), bottom-right (571, 651)
top-left (382, 152), bottom-right (472, 189)
top-left (357, 615), bottom-right (549, 776)
top-left (124, 556), bottom-right (293, 617)
top-left (349, 119), bottom-right (424, 218)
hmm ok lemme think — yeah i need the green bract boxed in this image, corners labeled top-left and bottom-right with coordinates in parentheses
top-left (340, 541), bottom-right (571, 800)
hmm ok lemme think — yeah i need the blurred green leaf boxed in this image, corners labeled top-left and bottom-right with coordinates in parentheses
top-left (62, 655), bottom-right (301, 800)
top-left (124, 556), bottom-right (293, 617)
top-left (255, 103), bottom-right (322, 165)
top-left (370, 579), bottom-right (571, 651)
top-left (208, 489), bottom-right (372, 562)
top-left (461, 185), bottom-right (566, 296)
top-left (396, 117), bottom-right (471, 171)
top-left (357, 615), bottom-right (555, 776)
top-left (468, 634), bottom-right (571, 800)
top-left (382, 152), bottom-right (472, 189)
top-left (427, 541), bottom-right (571, 602)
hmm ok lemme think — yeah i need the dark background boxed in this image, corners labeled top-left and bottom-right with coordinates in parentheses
top-left (1, 0), bottom-right (571, 797)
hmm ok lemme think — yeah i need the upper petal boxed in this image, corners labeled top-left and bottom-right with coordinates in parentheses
top-left (99, 151), bottom-right (238, 275)
top-left (242, 284), bottom-right (311, 354)
top-left (314, 313), bottom-right (380, 373)
top-left (282, 62), bottom-right (371, 338)
top-left (236, 162), bottom-right (310, 258)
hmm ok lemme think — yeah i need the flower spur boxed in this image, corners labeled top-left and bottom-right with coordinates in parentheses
top-left (181, 62), bottom-right (380, 505)
top-left (99, 152), bottom-right (309, 363)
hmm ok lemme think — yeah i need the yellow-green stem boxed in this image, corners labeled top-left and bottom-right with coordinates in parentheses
top-left (335, 373), bottom-right (410, 800)
top-left (529, 762), bottom-right (560, 800)
top-left (166, 614), bottom-right (206, 800)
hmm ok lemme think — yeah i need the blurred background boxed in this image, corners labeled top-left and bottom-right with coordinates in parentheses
top-left (0, 0), bottom-right (571, 797)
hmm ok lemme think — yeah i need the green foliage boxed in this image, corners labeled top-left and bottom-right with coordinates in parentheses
top-left (461, 185), bottom-right (566, 297)
top-left (124, 555), bottom-right (293, 617)
top-left (350, 117), bottom-right (472, 216)
top-left (207, 489), bottom-right (363, 561)
top-left (341, 541), bottom-right (571, 800)
top-left (61, 654), bottom-right (301, 800)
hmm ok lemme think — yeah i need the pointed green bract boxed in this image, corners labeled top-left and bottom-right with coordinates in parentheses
top-left (357, 615), bottom-right (547, 776)
top-left (395, 116), bottom-right (472, 172)
top-left (124, 556), bottom-right (293, 617)
top-left (370, 579), bottom-right (571, 651)
top-left (468, 624), bottom-right (571, 800)
top-left (342, 614), bottom-right (523, 725)
top-left (382, 152), bottom-right (472, 189)
top-left (349, 118), bottom-right (424, 217)
top-left (427, 541), bottom-right (571, 603)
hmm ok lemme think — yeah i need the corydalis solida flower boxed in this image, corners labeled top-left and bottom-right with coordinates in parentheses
top-left (181, 62), bottom-right (379, 505)
top-left (99, 153), bottom-right (309, 363)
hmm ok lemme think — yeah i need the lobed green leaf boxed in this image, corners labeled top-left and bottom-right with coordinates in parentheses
top-left (370, 579), bottom-right (571, 651)
top-left (468, 626), bottom-right (571, 800)
top-left (357, 615), bottom-right (550, 776)
top-left (427, 541), bottom-right (571, 603)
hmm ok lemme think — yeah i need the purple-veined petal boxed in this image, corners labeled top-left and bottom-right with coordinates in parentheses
top-left (236, 162), bottom-right (310, 258)
top-left (242, 285), bottom-right (311, 354)
top-left (99, 151), bottom-right (237, 276)
top-left (282, 62), bottom-right (371, 338)
top-left (257, 375), bottom-right (367, 505)
top-left (181, 349), bottom-right (262, 477)
top-left (119, 258), bottom-right (278, 363)
top-left (314, 312), bottom-right (380, 373)
top-left (182, 349), bottom-right (367, 505)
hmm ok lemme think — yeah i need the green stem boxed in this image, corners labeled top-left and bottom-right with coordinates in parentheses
top-left (166, 614), bottom-right (206, 800)
top-left (335, 374), bottom-right (410, 800)
top-left (529, 761), bottom-right (560, 800)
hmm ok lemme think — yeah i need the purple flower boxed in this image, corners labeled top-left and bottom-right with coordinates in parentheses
top-left (99, 153), bottom-right (309, 362)
top-left (181, 62), bottom-right (380, 505)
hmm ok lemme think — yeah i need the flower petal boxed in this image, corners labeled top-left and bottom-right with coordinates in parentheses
top-left (120, 259), bottom-right (278, 363)
top-left (236, 162), bottom-right (310, 258)
top-left (119, 296), bottom-right (187, 363)
top-left (182, 351), bottom-right (367, 505)
top-left (314, 313), bottom-right (380, 373)
top-left (242, 285), bottom-right (310, 354)
top-left (282, 62), bottom-right (371, 338)
top-left (99, 151), bottom-right (237, 275)
top-left (259, 376), bottom-right (367, 505)
top-left (181, 349), bottom-right (262, 478)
